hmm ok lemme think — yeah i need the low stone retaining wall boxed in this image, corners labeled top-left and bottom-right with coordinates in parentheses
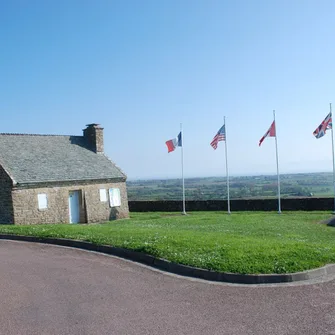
top-left (128, 198), bottom-right (334, 212)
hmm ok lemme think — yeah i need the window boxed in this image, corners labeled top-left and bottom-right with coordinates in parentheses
top-left (38, 193), bottom-right (48, 210)
top-left (99, 189), bottom-right (107, 202)
top-left (109, 188), bottom-right (121, 207)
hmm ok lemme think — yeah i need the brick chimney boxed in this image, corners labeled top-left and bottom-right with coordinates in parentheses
top-left (83, 124), bottom-right (104, 153)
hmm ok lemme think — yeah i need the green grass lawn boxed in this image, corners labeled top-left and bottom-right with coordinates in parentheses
top-left (0, 212), bottom-right (335, 274)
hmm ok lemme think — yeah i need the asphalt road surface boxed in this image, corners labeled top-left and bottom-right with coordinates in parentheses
top-left (0, 240), bottom-right (334, 335)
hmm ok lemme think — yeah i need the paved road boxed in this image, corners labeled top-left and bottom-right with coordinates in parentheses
top-left (0, 240), bottom-right (335, 335)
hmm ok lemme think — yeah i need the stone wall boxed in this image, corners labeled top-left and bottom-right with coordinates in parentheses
top-left (128, 198), bottom-right (335, 212)
top-left (0, 165), bottom-right (14, 224)
top-left (12, 181), bottom-right (129, 225)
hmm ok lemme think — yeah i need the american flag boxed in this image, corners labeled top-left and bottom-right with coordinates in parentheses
top-left (313, 112), bottom-right (332, 139)
top-left (210, 124), bottom-right (225, 150)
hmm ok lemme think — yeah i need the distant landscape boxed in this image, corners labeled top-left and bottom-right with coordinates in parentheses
top-left (127, 172), bottom-right (334, 201)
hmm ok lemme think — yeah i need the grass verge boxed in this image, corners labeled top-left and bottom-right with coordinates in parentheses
top-left (0, 211), bottom-right (334, 274)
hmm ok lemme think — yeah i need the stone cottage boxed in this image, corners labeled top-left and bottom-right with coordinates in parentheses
top-left (0, 124), bottom-right (129, 224)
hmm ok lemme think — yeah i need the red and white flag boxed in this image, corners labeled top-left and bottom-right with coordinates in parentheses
top-left (259, 121), bottom-right (276, 146)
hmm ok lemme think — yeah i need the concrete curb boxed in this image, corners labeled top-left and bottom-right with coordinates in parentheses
top-left (1, 234), bottom-right (335, 284)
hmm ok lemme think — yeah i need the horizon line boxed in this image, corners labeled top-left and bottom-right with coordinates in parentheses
top-left (127, 171), bottom-right (333, 182)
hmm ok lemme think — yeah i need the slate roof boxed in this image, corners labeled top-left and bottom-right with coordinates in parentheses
top-left (0, 134), bottom-right (126, 185)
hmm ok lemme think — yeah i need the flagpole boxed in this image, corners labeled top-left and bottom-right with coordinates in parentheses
top-left (273, 110), bottom-right (281, 214)
top-left (180, 123), bottom-right (186, 215)
top-left (330, 103), bottom-right (335, 214)
top-left (224, 116), bottom-right (231, 214)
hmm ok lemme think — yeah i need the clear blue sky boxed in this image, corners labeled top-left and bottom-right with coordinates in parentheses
top-left (1, 0), bottom-right (335, 180)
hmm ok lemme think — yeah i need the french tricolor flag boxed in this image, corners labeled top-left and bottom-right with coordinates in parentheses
top-left (165, 132), bottom-right (182, 153)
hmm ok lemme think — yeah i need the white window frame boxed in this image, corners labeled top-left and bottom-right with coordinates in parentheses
top-left (37, 193), bottom-right (48, 210)
top-left (99, 189), bottom-right (108, 202)
top-left (109, 188), bottom-right (121, 207)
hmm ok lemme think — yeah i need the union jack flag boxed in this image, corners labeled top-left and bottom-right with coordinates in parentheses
top-left (210, 124), bottom-right (225, 150)
top-left (313, 112), bottom-right (332, 139)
